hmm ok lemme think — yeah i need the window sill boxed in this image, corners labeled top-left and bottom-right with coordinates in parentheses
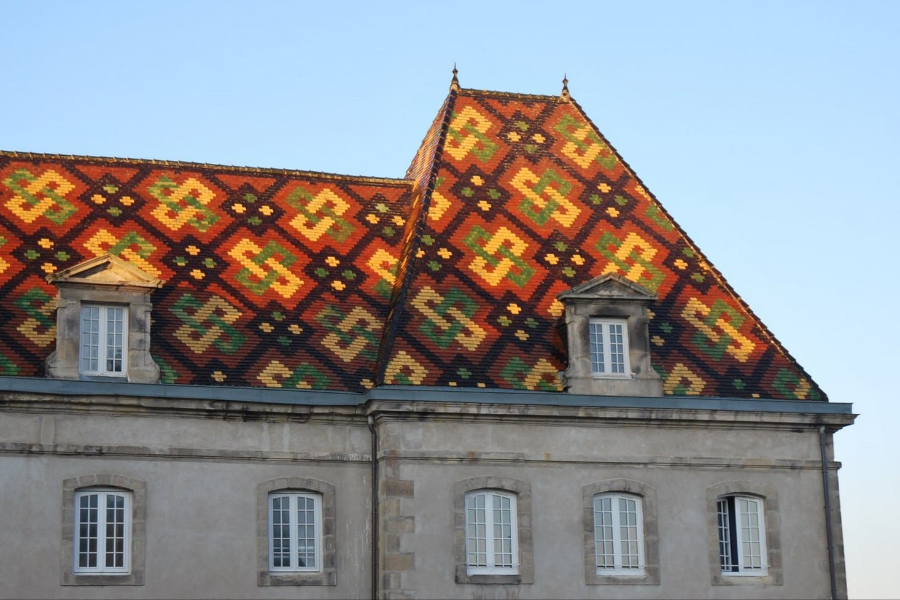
top-left (258, 570), bottom-right (335, 586)
top-left (586, 568), bottom-right (659, 586)
top-left (712, 572), bottom-right (779, 586)
top-left (456, 572), bottom-right (524, 585)
top-left (61, 572), bottom-right (143, 586)
top-left (79, 373), bottom-right (128, 382)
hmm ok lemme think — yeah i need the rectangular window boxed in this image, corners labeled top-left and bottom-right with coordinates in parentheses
top-left (73, 490), bottom-right (131, 574)
top-left (589, 318), bottom-right (630, 377)
top-left (465, 490), bottom-right (518, 575)
top-left (593, 493), bottom-right (645, 575)
top-left (268, 492), bottom-right (322, 572)
top-left (80, 305), bottom-right (127, 376)
top-left (717, 496), bottom-right (767, 575)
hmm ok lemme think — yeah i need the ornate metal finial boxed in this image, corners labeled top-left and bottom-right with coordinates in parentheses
top-left (560, 73), bottom-right (570, 102)
top-left (450, 63), bottom-right (460, 92)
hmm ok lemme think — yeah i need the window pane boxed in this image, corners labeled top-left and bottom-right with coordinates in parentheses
top-left (595, 494), bottom-right (644, 573)
top-left (105, 308), bottom-right (125, 372)
top-left (81, 307), bottom-right (100, 373)
top-left (269, 493), bottom-right (322, 572)
top-left (590, 321), bottom-right (606, 373)
top-left (590, 320), bottom-right (629, 376)
top-left (270, 495), bottom-right (291, 568)
top-left (466, 491), bottom-right (516, 571)
top-left (594, 496), bottom-right (614, 569)
top-left (75, 491), bottom-right (131, 573)
top-left (104, 493), bottom-right (126, 570)
top-left (466, 493), bottom-right (487, 567)
top-left (618, 495), bottom-right (640, 569)
top-left (737, 497), bottom-right (764, 571)
top-left (609, 323), bottom-right (625, 373)
top-left (717, 498), bottom-right (734, 571)
top-left (77, 493), bottom-right (99, 569)
top-left (297, 496), bottom-right (317, 569)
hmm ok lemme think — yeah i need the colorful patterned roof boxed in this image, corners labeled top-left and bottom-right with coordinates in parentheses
top-left (378, 87), bottom-right (824, 401)
top-left (0, 82), bottom-right (825, 400)
top-left (0, 155), bottom-right (412, 390)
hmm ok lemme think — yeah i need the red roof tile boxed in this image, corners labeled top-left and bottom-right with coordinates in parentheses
top-left (0, 84), bottom-right (824, 400)
top-left (380, 89), bottom-right (824, 400)
top-left (0, 153), bottom-right (411, 391)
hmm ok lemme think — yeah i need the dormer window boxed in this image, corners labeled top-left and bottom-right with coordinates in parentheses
top-left (80, 305), bottom-right (127, 376)
top-left (558, 274), bottom-right (662, 397)
top-left (46, 254), bottom-right (162, 383)
top-left (589, 318), bottom-right (629, 377)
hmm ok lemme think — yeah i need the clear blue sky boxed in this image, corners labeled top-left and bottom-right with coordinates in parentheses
top-left (2, 1), bottom-right (897, 597)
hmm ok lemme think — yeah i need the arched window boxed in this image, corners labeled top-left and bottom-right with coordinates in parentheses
top-left (61, 474), bottom-right (146, 586)
top-left (717, 495), bottom-right (767, 575)
top-left (464, 489), bottom-right (518, 575)
top-left (256, 477), bottom-right (336, 587)
top-left (582, 479), bottom-right (659, 586)
top-left (706, 481), bottom-right (782, 587)
top-left (593, 493), bottom-right (644, 575)
top-left (74, 488), bottom-right (132, 574)
top-left (453, 476), bottom-right (533, 585)
top-left (268, 491), bottom-right (323, 572)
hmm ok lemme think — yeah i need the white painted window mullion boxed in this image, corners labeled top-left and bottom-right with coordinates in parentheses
top-left (719, 495), bottom-right (767, 576)
top-left (589, 318), bottom-right (630, 378)
top-left (593, 493), bottom-right (645, 576)
top-left (465, 490), bottom-right (518, 575)
top-left (80, 305), bottom-right (128, 376)
top-left (268, 492), bottom-right (322, 573)
top-left (74, 490), bottom-right (131, 574)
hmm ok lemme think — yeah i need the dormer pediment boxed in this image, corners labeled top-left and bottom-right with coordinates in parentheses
top-left (46, 254), bottom-right (162, 290)
top-left (45, 254), bottom-right (161, 383)
top-left (557, 274), bottom-right (656, 303)
top-left (557, 273), bottom-right (662, 397)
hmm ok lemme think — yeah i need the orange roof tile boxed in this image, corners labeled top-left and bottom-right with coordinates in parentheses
top-left (0, 83), bottom-right (824, 400)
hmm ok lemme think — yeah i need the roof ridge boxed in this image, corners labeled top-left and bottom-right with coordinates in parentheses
top-left (403, 93), bottom-right (453, 181)
top-left (0, 149), bottom-right (413, 187)
top-left (568, 97), bottom-right (827, 400)
top-left (459, 87), bottom-right (562, 101)
top-left (375, 90), bottom-right (459, 385)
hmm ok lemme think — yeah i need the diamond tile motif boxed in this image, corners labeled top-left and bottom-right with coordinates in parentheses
top-left (2, 168), bottom-right (78, 225)
top-left (381, 88), bottom-right (824, 400)
top-left (0, 82), bottom-right (824, 400)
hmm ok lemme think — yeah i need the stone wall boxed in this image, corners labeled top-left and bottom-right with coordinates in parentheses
top-left (0, 391), bottom-right (852, 599)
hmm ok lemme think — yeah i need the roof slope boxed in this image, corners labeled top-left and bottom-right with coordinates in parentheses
top-left (381, 87), bottom-right (824, 400)
top-left (0, 153), bottom-right (412, 390)
top-left (0, 82), bottom-right (825, 400)
top-left (375, 93), bottom-right (454, 384)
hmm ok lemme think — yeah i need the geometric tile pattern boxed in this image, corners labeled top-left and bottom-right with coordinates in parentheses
top-left (381, 89), bottom-right (824, 400)
top-left (0, 156), bottom-right (411, 391)
top-left (0, 84), bottom-right (825, 400)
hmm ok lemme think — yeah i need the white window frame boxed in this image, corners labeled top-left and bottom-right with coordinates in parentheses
top-left (589, 318), bottom-right (631, 378)
top-left (464, 490), bottom-right (519, 575)
top-left (80, 304), bottom-right (128, 376)
top-left (593, 493), bottom-right (645, 576)
top-left (73, 488), bottom-right (132, 575)
top-left (268, 492), bottom-right (323, 573)
top-left (717, 495), bottom-right (768, 576)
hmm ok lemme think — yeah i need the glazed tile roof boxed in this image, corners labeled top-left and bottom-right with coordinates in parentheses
top-left (0, 155), bottom-right (412, 390)
top-left (0, 82), bottom-right (825, 400)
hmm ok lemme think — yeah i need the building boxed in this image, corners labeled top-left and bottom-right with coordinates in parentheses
top-left (0, 73), bottom-right (854, 599)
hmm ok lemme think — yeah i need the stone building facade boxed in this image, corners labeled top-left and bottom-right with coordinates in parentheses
top-left (0, 74), bottom-right (854, 598)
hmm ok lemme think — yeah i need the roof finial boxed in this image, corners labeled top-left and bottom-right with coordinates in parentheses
top-left (560, 73), bottom-right (570, 103)
top-left (450, 63), bottom-right (460, 92)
